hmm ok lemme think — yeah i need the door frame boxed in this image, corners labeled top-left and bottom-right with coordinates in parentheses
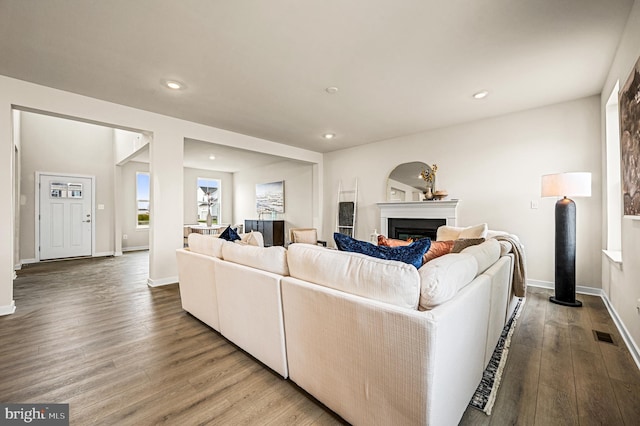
top-left (35, 171), bottom-right (96, 262)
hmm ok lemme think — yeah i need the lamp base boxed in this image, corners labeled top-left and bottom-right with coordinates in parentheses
top-left (549, 296), bottom-right (582, 307)
top-left (552, 197), bottom-right (582, 308)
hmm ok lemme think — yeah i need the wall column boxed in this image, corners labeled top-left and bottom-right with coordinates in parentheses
top-left (148, 129), bottom-right (183, 286)
top-left (0, 104), bottom-right (16, 315)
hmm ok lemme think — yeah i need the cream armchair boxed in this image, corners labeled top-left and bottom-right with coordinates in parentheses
top-left (289, 228), bottom-right (327, 247)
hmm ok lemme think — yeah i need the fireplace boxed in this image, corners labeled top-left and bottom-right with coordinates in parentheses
top-left (388, 218), bottom-right (446, 241)
top-left (377, 200), bottom-right (459, 239)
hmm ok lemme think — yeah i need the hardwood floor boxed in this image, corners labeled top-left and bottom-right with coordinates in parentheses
top-left (2, 253), bottom-right (639, 425)
top-left (460, 286), bottom-right (640, 426)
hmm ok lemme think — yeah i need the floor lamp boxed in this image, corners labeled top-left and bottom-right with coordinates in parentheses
top-left (541, 172), bottom-right (591, 307)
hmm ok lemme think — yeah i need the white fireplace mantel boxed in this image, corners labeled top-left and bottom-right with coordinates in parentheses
top-left (376, 200), bottom-right (460, 236)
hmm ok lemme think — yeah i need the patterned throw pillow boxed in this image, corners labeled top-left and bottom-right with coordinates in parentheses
top-left (451, 238), bottom-right (485, 253)
top-left (422, 240), bottom-right (455, 263)
top-left (334, 232), bottom-right (431, 269)
top-left (219, 226), bottom-right (241, 242)
top-left (377, 235), bottom-right (413, 247)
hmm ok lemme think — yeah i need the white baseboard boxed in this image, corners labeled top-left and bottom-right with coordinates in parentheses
top-left (601, 292), bottom-right (640, 370)
top-left (0, 301), bottom-right (16, 316)
top-left (527, 279), bottom-right (640, 370)
top-left (527, 279), bottom-right (602, 296)
top-left (527, 279), bottom-right (554, 290)
top-left (147, 276), bottom-right (178, 287)
top-left (123, 246), bottom-right (149, 252)
top-left (22, 252), bottom-right (116, 265)
top-left (114, 251), bottom-right (123, 257)
top-left (14, 264), bottom-right (21, 271)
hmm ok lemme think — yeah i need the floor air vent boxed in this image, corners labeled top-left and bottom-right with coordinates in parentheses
top-left (593, 330), bottom-right (616, 345)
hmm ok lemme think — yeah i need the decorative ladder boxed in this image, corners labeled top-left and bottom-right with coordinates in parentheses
top-left (336, 179), bottom-right (358, 238)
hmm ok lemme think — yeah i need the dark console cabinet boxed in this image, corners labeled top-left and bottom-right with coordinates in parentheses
top-left (244, 220), bottom-right (285, 247)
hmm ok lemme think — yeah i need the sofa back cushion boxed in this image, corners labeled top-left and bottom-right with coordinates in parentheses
top-left (418, 253), bottom-right (478, 310)
top-left (461, 239), bottom-right (501, 275)
top-left (287, 243), bottom-right (421, 309)
top-left (436, 223), bottom-right (488, 241)
top-left (222, 242), bottom-right (289, 276)
top-left (187, 233), bottom-right (225, 258)
top-left (237, 231), bottom-right (265, 247)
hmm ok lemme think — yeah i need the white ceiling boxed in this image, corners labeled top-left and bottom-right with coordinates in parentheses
top-left (0, 0), bottom-right (634, 154)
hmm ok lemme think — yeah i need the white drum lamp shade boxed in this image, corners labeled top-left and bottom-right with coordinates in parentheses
top-left (541, 172), bottom-right (592, 198)
top-left (541, 172), bottom-right (591, 307)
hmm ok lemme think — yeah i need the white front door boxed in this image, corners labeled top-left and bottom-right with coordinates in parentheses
top-left (39, 174), bottom-right (93, 260)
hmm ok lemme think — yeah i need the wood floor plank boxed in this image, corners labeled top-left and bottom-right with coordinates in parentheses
top-left (572, 348), bottom-right (624, 425)
top-left (488, 342), bottom-right (541, 426)
top-left (538, 324), bottom-right (576, 401)
top-left (459, 406), bottom-right (491, 426)
top-left (534, 383), bottom-right (578, 426)
top-left (599, 342), bottom-right (640, 384)
top-left (511, 295), bottom-right (546, 350)
top-left (610, 378), bottom-right (640, 425)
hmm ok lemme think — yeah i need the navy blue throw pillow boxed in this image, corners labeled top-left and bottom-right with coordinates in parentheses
top-left (333, 233), bottom-right (431, 269)
top-left (219, 226), bottom-right (241, 242)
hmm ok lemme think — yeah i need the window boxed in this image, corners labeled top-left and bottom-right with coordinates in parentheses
top-left (136, 172), bottom-right (150, 228)
top-left (197, 178), bottom-right (221, 223)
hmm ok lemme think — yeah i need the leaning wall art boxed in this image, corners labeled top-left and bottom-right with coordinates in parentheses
top-left (256, 181), bottom-right (285, 214)
top-left (620, 55), bottom-right (640, 217)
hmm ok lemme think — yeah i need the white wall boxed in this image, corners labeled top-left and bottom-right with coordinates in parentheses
top-left (114, 129), bottom-right (148, 165)
top-left (600, 0), bottom-right (640, 359)
top-left (233, 160), bottom-right (314, 241)
top-left (323, 96), bottom-right (602, 288)
top-left (183, 167), bottom-right (233, 225)
top-left (19, 111), bottom-right (115, 260)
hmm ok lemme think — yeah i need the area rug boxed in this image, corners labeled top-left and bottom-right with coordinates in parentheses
top-left (469, 298), bottom-right (525, 415)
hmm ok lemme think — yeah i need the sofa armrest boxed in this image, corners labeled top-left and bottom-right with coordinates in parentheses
top-left (176, 249), bottom-right (221, 331)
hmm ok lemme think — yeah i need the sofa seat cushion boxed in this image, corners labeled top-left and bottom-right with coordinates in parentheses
top-left (418, 253), bottom-right (478, 310)
top-left (187, 233), bottom-right (226, 258)
top-left (222, 242), bottom-right (289, 276)
top-left (287, 243), bottom-right (421, 309)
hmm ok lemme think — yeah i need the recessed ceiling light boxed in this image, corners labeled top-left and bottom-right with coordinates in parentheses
top-left (163, 79), bottom-right (184, 90)
top-left (208, 155), bottom-right (216, 160)
top-left (325, 86), bottom-right (339, 94)
top-left (323, 133), bottom-right (336, 140)
top-left (473, 90), bottom-right (489, 99)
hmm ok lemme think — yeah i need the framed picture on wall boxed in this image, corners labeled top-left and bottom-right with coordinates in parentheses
top-left (256, 181), bottom-right (285, 214)
top-left (619, 55), bottom-right (640, 218)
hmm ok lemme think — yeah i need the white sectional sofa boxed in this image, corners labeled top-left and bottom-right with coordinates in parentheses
top-left (176, 231), bottom-right (522, 425)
